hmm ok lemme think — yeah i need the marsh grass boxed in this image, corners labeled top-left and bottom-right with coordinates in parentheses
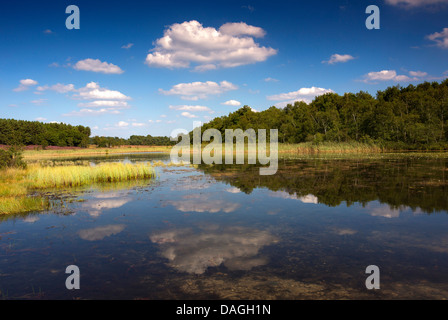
top-left (292, 142), bottom-right (383, 154)
top-left (27, 163), bottom-right (155, 189)
top-left (0, 162), bottom-right (156, 215)
top-left (23, 146), bottom-right (172, 160)
top-left (0, 197), bottom-right (49, 215)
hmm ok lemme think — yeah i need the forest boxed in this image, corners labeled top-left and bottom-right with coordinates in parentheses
top-left (0, 119), bottom-right (91, 148)
top-left (90, 135), bottom-right (176, 147)
top-left (199, 79), bottom-right (448, 150)
top-left (2, 79), bottom-right (448, 150)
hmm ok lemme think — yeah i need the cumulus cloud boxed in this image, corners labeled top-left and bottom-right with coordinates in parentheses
top-left (73, 58), bottom-right (124, 74)
top-left (181, 112), bottom-right (198, 118)
top-left (13, 79), bottom-right (38, 92)
top-left (150, 226), bottom-right (277, 274)
top-left (219, 22), bottom-right (266, 38)
top-left (169, 105), bottom-right (211, 112)
top-left (159, 80), bottom-right (237, 100)
top-left (63, 108), bottom-right (121, 117)
top-left (427, 28), bottom-right (448, 49)
top-left (322, 53), bottom-right (355, 64)
top-left (37, 83), bottom-right (76, 93)
top-left (362, 70), bottom-right (413, 83)
top-left (267, 86), bottom-right (334, 107)
top-left (63, 82), bottom-right (131, 116)
top-left (409, 70), bottom-right (428, 77)
top-left (221, 100), bottom-right (241, 106)
top-left (75, 82), bottom-right (131, 101)
top-left (117, 121), bottom-right (129, 127)
top-left (145, 20), bottom-right (277, 70)
top-left (77, 100), bottom-right (130, 109)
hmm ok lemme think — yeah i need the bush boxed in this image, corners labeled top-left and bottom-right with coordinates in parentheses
top-left (0, 146), bottom-right (27, 169)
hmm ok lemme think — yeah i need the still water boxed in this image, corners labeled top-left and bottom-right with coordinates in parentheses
top-left (1, 153), bottom-right (448, 299)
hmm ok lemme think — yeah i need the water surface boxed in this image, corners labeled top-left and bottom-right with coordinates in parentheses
top-left (1, 153), bottom-right (448, 299)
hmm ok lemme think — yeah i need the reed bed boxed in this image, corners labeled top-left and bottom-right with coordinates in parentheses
top-left (0, 196), bottom-right (49, 215)
top-left (27, 163), bottom-right (156, 189)
top-left (292, 142), bottom-right (383, 154)
top-left (0, 162), bottom-right (156, 214)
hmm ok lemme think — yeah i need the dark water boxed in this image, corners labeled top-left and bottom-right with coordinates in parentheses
top-left (1, 153), bottom-right (448, 299)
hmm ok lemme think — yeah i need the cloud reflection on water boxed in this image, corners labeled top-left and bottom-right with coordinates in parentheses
top-left (150, 226), bottom-right (277, 274)
top-left (78, 224), bottom-right (126, 241)
top-left (81, 191), bottom-right (132, 217)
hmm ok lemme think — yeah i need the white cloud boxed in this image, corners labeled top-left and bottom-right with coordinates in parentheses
top-left (73, 58), bottom-right (124, 74)
top-left (221, 100), bottom-right (242, 106)
top-left (427, 28), bottom-right (448, 49)
top-left (219, 22), bottom-right (266, 38)
top-left (75, 82), bottom-right (131, 101)
top-left (63, 108), bottom-right (121, 116)
top-left (13, 79), bottom-right (38, 92)
top-left (322, 53), bottom-right (355, 64)
top-left (131, 122), bottom-right (146, 127)
top-left (264, 77), bottom-right (279, 82)
top-left (362, 70), bottom-right (411, 83)
top-left (77, 100), bottom-right (130, 109)
top-left (267, 87), bottom-right (334, 107)
top-left (193, 64), bottom-right (218, 72)
top-left (121, 43), bottom-right (134, 49)
top-left (409, 70), bottom-right (428, 77)
top-left (385, 0), bottom-right (448, 7)
top-left (145, 20), bottom-right (277, 70)
top-left (37, 83), bottom-right (75, 93)
top-left (169, 105), bottom-right (211, 112)
top-left (35, 117), bottom-right (47, 121)
top-left (117, 121), bottom-right (129, 127)
top-left (159, 80), bottom-right (237, 100)
top-left (181, 112), bottom-right (198, 118)
top-left (30, 98), bottom-right (47, 105)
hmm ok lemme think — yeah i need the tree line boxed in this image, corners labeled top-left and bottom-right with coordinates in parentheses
top-left (0, 119), bottom-right (91, 148)
top-left (199, 79), bottom-right (448, 150)
top-left (90, 135), bottom-right (176, 147)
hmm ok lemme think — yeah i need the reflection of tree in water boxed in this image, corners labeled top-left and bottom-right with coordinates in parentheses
top-left (196, 158), bottom-right (448, 214)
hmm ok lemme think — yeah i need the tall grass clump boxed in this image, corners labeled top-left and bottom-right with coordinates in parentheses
top-left (27, 162), bottom-right (155, 189)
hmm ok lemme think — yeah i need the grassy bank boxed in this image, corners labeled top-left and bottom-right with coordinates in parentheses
top-left (290, 141), bottom-right (383, 154)
top-left (0, 162), bottom-right (156, 215)
top-left (23, 145), bottom-right (172, 160)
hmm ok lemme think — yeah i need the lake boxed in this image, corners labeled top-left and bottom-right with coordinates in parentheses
top-left (1, 153), bottom-right (448, 299)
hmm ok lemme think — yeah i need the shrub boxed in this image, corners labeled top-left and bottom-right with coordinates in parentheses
top-left (0, 146), bottom-right (27, 169)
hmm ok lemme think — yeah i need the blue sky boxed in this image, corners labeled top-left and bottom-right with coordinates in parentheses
top-left (2, 0), bottom-right (448, 138)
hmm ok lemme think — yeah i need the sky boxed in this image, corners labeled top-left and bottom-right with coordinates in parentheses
top-left (1, 0), bottom-right (448, 138)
